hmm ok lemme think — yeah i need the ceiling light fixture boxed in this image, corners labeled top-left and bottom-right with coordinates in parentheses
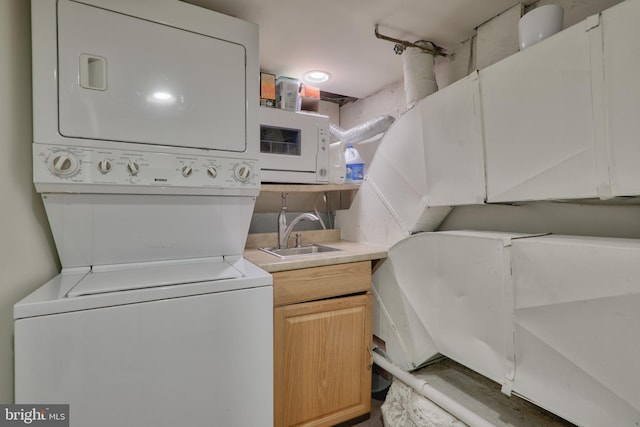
top-left (303, 70), bottom-right (331, 84)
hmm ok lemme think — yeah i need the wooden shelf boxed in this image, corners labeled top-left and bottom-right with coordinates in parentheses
top-left (260, 183), bottom-right (360, 193)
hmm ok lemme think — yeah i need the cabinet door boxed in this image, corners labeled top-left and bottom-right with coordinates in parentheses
top-left (481, 20), bottom-right (598, 202)
top-left (274, 294), bottom-right (372, 427)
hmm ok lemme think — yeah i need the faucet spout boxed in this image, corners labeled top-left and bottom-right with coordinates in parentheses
top-left (279, 212), bottom-right (320, 249)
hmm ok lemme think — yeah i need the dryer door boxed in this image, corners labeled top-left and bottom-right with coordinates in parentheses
top-left (57, 0), bottom-right (247, 152)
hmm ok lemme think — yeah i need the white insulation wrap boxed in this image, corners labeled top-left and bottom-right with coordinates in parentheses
top-left (373, 353), bottom-right (494, 427)
top-left (403, 43), bottom-right (437, 107)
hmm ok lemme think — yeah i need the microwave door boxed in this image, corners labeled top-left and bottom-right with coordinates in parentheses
top-left (260, 125), bottom-right (318, 173)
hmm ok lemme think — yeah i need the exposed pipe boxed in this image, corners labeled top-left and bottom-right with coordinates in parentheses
top-left (372, 352), bottom-right (497, 427)
top-left (329, 115), bottom-right (396, 147)
top-left (374, 24), bottom-right (447, 57)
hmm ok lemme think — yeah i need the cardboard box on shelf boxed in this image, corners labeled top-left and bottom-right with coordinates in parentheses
top-left (299, 84), bottom-right (320, 98)
top-left (300, 96), bottom-right (320, 112)
top-left (260, 72), bottom-right (276, 107)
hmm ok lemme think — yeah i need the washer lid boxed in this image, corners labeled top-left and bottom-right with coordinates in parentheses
top-left (67, 257), bottom-right (242, 297)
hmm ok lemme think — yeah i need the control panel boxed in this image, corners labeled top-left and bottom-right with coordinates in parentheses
top-left (317, 123), bottom-right (329, 181)
top-left (33, 144), bottom-right (260, 192)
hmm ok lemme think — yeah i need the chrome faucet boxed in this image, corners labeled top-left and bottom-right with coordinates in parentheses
top-left (278, 193), bottom-right (320, 249)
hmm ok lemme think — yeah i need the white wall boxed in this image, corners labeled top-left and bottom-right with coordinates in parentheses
top-left (0, 0), bottom-right (60, 403)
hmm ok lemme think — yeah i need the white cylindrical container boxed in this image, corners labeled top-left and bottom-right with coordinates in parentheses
top-left (345, 144), bottom-right (365, 184)
top-left (402, 42), bottom-right (437, 107)
top-left (518, 4), bottom-right (564, 50)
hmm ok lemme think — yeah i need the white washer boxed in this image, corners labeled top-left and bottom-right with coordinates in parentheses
top-left (14, 258), bottom-right (272, 427)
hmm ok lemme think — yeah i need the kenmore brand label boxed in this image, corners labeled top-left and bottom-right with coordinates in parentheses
top-left (0, 405), bottom-right (68, 426)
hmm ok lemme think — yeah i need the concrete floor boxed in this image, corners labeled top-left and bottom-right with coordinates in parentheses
top-left (350, 358), bottom-right (576, 427)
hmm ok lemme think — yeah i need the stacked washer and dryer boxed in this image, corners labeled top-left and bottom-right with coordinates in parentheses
top-left (14, 1), bottom-right (273, 426)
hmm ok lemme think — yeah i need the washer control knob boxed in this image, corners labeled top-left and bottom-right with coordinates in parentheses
top-left (127, 161), bottom-right (140, 176)
top-left (97, 159), bottom-right (112, 175)
top-left (233, 163), bottom-right (252, 183)
top-left (207, 166), bottom-right (218, 179)
top-left (181, 165), bottom-right (193, 178)
top-left (48, 152), bottom-right (80, 177)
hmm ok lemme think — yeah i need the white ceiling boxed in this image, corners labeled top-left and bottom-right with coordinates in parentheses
top-left (184, 0), bottom-right (529, 99)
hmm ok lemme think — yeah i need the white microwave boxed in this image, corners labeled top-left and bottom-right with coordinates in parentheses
top-left (259, 107), bottom-right (329, 183)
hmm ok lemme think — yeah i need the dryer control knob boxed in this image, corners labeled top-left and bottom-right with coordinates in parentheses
top-left (233, 163), bottom-right (252, 183)
top-left (207, 166), bottom-right (218, 179)
top-left (127, 161), bottom-right (140, 176)
top-left (97, 159), bottom-right (112, 175)
top-left (181, 165), bottom-right (193, 178)
top-left (48, 151), bottom-right (80, 177)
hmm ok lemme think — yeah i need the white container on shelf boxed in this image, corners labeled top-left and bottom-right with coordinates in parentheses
top-left (518, 4), bottom-right (564, 50)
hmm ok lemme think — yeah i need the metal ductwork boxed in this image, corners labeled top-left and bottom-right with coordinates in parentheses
top-left (329, 115), bottom-right (396, 146)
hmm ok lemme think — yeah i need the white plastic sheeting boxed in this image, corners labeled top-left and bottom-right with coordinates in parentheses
top-left (372, 231), bottom-right (540, 375)
top-left (373, 230), bottom-right (640, 427)
top-left (337, 72), bottom-right (485, 246)
top-left (598, 0), bottom-right (640, 198)
top-left (511, 235), bottom-right (640, 426)
top-left (481, 15), bottom-right (600, 202)
top-left (337, 104), bottom-right (450, 246)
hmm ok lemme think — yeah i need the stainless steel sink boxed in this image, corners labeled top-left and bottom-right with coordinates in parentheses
top-left (259, 244), bottom-right (341, 259)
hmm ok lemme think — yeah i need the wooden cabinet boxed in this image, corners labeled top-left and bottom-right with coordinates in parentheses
top-left (273, 261), bottom-right (373, 427)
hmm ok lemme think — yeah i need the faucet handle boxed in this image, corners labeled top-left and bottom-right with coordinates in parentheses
top-left (295, 233), bottom-right (302, 248)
